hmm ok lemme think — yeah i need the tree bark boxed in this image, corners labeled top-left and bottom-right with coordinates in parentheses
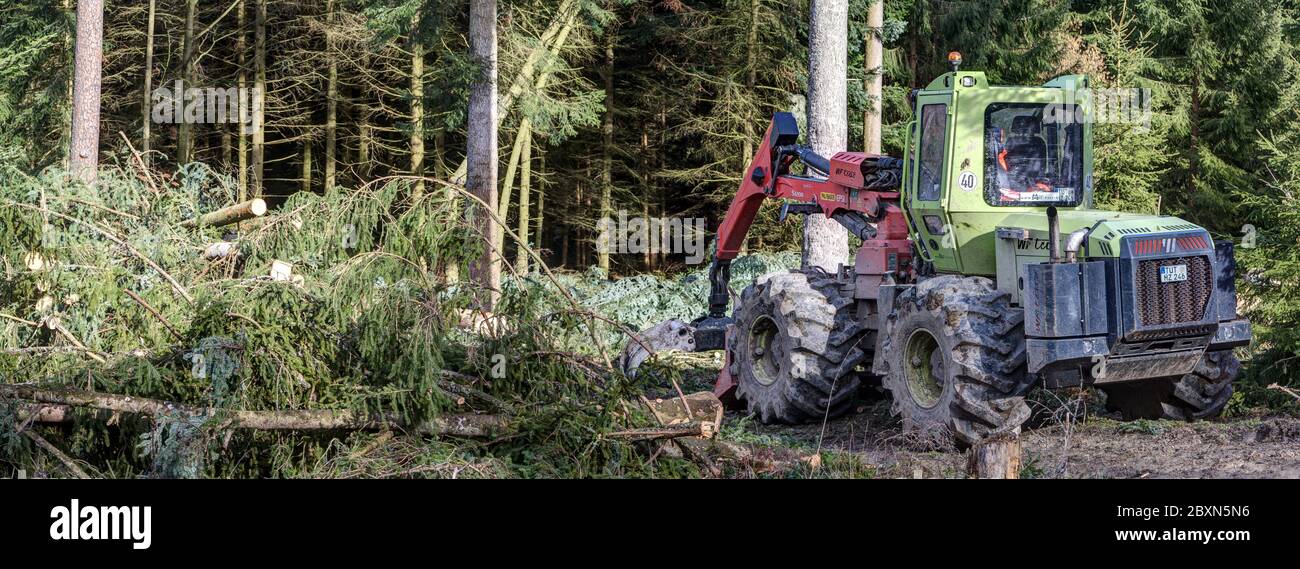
top-left (0, 384), bottom-right (506, 438)
top-left (324, 0), bottom-right (338, 193)
top-left (301, 138), bottom-right (313, 193)
top-left (803, 0), bottom-right (850, 273)
top-left (410, 14), bottom-right (426, 199)
top-left (140, 0), bottom-right (156, 165)
top-left (178, 0), bottom-right (198, 165)
top-left (467, 0), bottom-right (501, 308)
top-left (966, 434), bottom-right (1022, 479)
top-left (535, 147), bottom-right (545, 262)
top-left (599, 34), bottom-right (615, 274)
top-left (69, 0), bottom-right (105, 183)
top-left (515, 132), bottom-right (532, 274)
top-left (252, 0), bottom-right (267, 197)
top-left (863, 0), bottom-right (884, 154)
top-left (179, 198), bottom-right (267, 228)
top-left (742, 0), bottom-right (760, 168)
top-left (236, 0), bottom-right (248, 201)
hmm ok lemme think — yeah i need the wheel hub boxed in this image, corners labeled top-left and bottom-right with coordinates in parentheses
top-left (747, 315), bottom-right (781, 386)
top-left (903, 329), bottom-right (944, 408)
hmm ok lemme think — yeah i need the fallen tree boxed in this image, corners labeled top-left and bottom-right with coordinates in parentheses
top-left (0, 384), bottom-right (507, 437)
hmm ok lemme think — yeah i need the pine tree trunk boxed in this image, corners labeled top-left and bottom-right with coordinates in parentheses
top-left (803, 0), bottom-right (850, 273)
top-left (69, 0), bottom-right (104, 182)
top-left (358, 118), bottom-right (370, 177)
top-left (863, 0), bottom-right (884, 154)
top-left (499, 122), bottom-right (531, 251)
top-left (467, 0), bottom-right (500, 308)
top-left (1188, 69), bottom-right (1200, 199)
top-left (236, 0), bottom-right (248, 201)
top-left (301, 139), bottom-right (313, 193)
top-left (536, 147), bottom-right (545, 263)
top-left (410, 14), bottom-right (426, 199)
top-left (324, 0), bottom-right (338, 193)
top-left (252, 0), bottom-right (267, 197)
top-left (599, 35), bottom-right (615, 274)
top-left (141, 0), bottom-right (156, 165)
top-left (221, 127), bottom-right (231, 167)
top-left (515, 133), bottom-right (532, 274)
top-left (178, 0), bottom-right (197, 165)
top-left (742, 0), bottom-right (760, 168)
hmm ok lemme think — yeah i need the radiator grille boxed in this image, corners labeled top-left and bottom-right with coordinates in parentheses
top-left (1135, 256), bottom-right (1212, 326)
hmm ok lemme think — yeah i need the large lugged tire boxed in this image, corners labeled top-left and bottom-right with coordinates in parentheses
top-left (878, 276), bottom-right (1032, 445)
top-left (1102, 350), bottom-right (1239, 421)
top-left (731, 271), bottom-right (869, 424)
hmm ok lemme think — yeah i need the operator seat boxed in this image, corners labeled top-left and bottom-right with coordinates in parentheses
top-left (1005, 115), bottom-right (1046, 183)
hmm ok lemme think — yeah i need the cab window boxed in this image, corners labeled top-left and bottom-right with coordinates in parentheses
top-left (917, 104), bottom-right (947, 201)
top-left (984, 103), bottom-right (1084, 206)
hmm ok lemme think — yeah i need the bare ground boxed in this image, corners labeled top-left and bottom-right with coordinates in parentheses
top-left (649, 352), bottom-right (1300, 479)
top-left (738, 403), bottom-right (1300, 478)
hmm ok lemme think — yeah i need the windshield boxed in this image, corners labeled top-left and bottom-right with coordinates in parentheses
top-left (984, 103), bottom-right (1084, 207)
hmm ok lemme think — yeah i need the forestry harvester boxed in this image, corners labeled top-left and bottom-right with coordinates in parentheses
top-left (642, 55), bottom-right (1250, 444)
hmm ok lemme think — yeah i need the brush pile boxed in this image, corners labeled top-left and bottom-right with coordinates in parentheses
top-left (0, 157), bottom-right (798, 478)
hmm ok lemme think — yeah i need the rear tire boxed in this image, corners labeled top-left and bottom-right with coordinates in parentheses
top-left (1102, 350), bottom-right (1239, 421)
top-left (879, 276), bottom-right (1032, 446)
top-left (731, 271), bottom-right (869, 424)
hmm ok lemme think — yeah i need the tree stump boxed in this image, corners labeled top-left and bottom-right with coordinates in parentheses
top-left (966, 433), bottom-right (1022, 479)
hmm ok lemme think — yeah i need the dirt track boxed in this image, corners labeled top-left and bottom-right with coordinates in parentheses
top-left (654, 352), bottom-right (1300, 479)
top-left (742, 404), bottom-right (1300, 479)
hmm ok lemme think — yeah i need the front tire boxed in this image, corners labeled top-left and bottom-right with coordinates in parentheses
top-left (879, 276), bottom-right (1032, 445)
top-left (731, 271), bottom-right (869, 424)
top-left (1102, 350), bottom-right (1239, 421)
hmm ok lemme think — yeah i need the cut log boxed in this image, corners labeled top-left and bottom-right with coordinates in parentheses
top-left (642, 391), bottom-right (723, 438)
top-left (0, 384), bottom-right (506, 438)
top-left (180, 198), bottom-right (267, 228)
top-left (606, 422), bottom-right (705, 441)
top-left (967, 434), bottom-right (1022, 479)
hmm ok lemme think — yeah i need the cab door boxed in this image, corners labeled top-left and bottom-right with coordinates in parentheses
top-left (907, 92), bottom-right (958, 272)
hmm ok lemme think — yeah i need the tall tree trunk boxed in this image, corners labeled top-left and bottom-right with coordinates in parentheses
top-left (178, 0), bottom-right (197, 164)
top-left (301, 138), bottom-right (313, 193)
top-left (498, 122), bottom-right (530, 260)
top-left (252, 0), bottom-right (267, 197)
top-left (598, 35), bottom-right (615, 274)
top-left (1188, 68), bottom-right (1200, 200)
top-left (449, 0), bottom-right (579, 183)
top-left (358, 117), bottom-right (370, 176)
top-left (742, 0), bottom-right (760, 167)
top-left (863, 0), bottom-right (884, 154)
top-left (141, 0), bottom-right (156, 165)
top-left (515, 133), bottom-right (532, 274)
top-left (236, 0), bottom-right (248, 201)
top-left (324, 0), bottom-right (338, 193)
top-left (433, 129), bottom-right (447, 179)
top-left (69, 0), bottom-right (105, 182)
top-left (536, 147), bottom-right (545, 263)
top-left (410, 14), bottom-right (426, 199)
top-left (803, 0), bottom-right (850, 272)
top-left (467, 0), bottom-right (500, 308)
top-left (221, 127), bottom-right (231, 166)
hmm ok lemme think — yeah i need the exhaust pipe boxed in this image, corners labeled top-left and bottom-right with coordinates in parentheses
top-left (1047, 207), bottom-right (1060, 263)
top-left (1064, 229), bottom-right (1089, 263)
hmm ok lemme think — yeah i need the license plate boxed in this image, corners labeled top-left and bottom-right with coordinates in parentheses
top-left (1160, 264), bottom-right (1188, 283)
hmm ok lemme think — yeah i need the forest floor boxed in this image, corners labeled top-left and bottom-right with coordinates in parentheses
top-left (648, 352), bottom-right (1300, 479)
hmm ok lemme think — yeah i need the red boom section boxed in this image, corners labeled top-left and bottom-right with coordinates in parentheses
top-left (713, 120), bottom-right (906, 267)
